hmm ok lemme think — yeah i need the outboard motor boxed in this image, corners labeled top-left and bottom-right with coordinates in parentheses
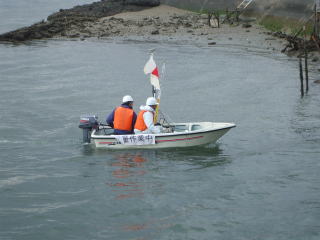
top-left (78, 115), bottom-right (99, 143)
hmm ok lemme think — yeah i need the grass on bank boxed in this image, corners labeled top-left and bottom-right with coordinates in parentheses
top-left (178, 5), bottom-right (230, 16)
top-left (257, 15), bottom-right (314, 36)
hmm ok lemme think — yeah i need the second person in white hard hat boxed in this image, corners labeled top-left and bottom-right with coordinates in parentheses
top-left (106, 95), bottom-right (137, 135)
top-left (134, 97), bottom-right (161, 134)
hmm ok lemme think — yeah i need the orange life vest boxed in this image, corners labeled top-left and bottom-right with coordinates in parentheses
top-left (134, 110), bottom-right (154, 131)
top-left (113, 106), bottom-right (134, 131)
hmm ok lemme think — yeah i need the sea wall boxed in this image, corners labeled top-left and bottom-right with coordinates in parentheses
top-left (162, 0), bottom-right (316, 19)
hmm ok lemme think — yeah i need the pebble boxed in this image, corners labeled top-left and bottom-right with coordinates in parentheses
top-left (151, 29), bottom-right (159, 35)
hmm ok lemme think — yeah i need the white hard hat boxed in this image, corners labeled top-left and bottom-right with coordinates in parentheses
top-left (122, 95), bottom-right (133, 103)
top-left (146, 97), bottom-right (158, 106)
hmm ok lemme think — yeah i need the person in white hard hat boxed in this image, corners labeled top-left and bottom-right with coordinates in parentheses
top-left (134, 97), bottom-right (161, 134)
top-left (106, 95), bottom-right (137, 135)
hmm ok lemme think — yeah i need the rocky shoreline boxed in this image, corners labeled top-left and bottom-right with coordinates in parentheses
top-left (0, 0), bottom-right (160, 42)
top-left (0, 0), bottom-right (318, 59)
top-left (0, 0), bottom-right (279, 50)
top-left (0, 0), bottom-right (232, 43)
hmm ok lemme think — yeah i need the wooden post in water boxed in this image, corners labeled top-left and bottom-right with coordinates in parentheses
top-left (315, 4), bottom-right (319, 39)
top-left (235, 9), bottom-right (240, 23)
top-left (213, 11), bottom-right (220, 28)
top-left (207, 11), bottom-right (213, 27)
top-left (299, 57), bottom-right (304, 97)
top-left (303, 26), bottom-right (309, 93)
top-left (305, 50), bottom-right (309, 93)
top-left (225, 8), bottom-right (230, 24)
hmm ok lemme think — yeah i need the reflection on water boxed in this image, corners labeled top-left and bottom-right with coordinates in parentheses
top-left (108, 153), bottom-right (147, 200)
top-left (84, 144), bottom-right (230, 168)
top-left (82, 142), bottom-right (229, 166)
top-left (292, 95), bottom-right (320, 144)
top-left (159, 145), bottom-right (231, 169)
top-left (102, 145), bottom-right (229, 202)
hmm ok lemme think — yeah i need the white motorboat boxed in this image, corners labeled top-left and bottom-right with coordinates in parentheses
top-left (79, 117), bottom-right (235, 149)
top-left (90, 121), bottom-right (235, 149)
top-left (78, 52), bottom-right (236, 149)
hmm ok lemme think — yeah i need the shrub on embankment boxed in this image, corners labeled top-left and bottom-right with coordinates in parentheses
top-left (258, 16), bottom-right (313, 36)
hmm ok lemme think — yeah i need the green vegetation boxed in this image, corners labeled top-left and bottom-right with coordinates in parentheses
top-left (258, 17), bottom-right (283, 32)
top-left (258, 15), bottom-right (314, 36)
top-left (179, 6), bottom-right (229, 16)
top-left (200, 9), bottom-right (228, 15)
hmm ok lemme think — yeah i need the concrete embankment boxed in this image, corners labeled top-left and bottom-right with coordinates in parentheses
top-left (162, 0), bottom-right (320, 53)
top-left (162, 0), bottom-right (315, 19)
top-left (163, 0), bottom-right (316, 33)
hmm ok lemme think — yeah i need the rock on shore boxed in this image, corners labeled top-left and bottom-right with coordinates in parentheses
top-left (83, 5), bottom-right (209, 38)
top-left (0, 0), bottom-right (160, 42)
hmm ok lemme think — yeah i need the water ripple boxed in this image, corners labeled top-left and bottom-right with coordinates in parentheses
top-left (0, 200), bottom-right (89, 214)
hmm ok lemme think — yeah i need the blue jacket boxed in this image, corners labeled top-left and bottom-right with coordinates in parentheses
top-left (106, 104), bottom-right (137, 135)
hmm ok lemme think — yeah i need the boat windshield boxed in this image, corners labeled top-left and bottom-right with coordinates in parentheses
top-left (191, 124), bottom-right (201, 131)
top-left (174, 125), bottom-right (188, 132)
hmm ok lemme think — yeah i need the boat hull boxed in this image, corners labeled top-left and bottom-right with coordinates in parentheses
top-left (91, 122), bottom-right (235, 149)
